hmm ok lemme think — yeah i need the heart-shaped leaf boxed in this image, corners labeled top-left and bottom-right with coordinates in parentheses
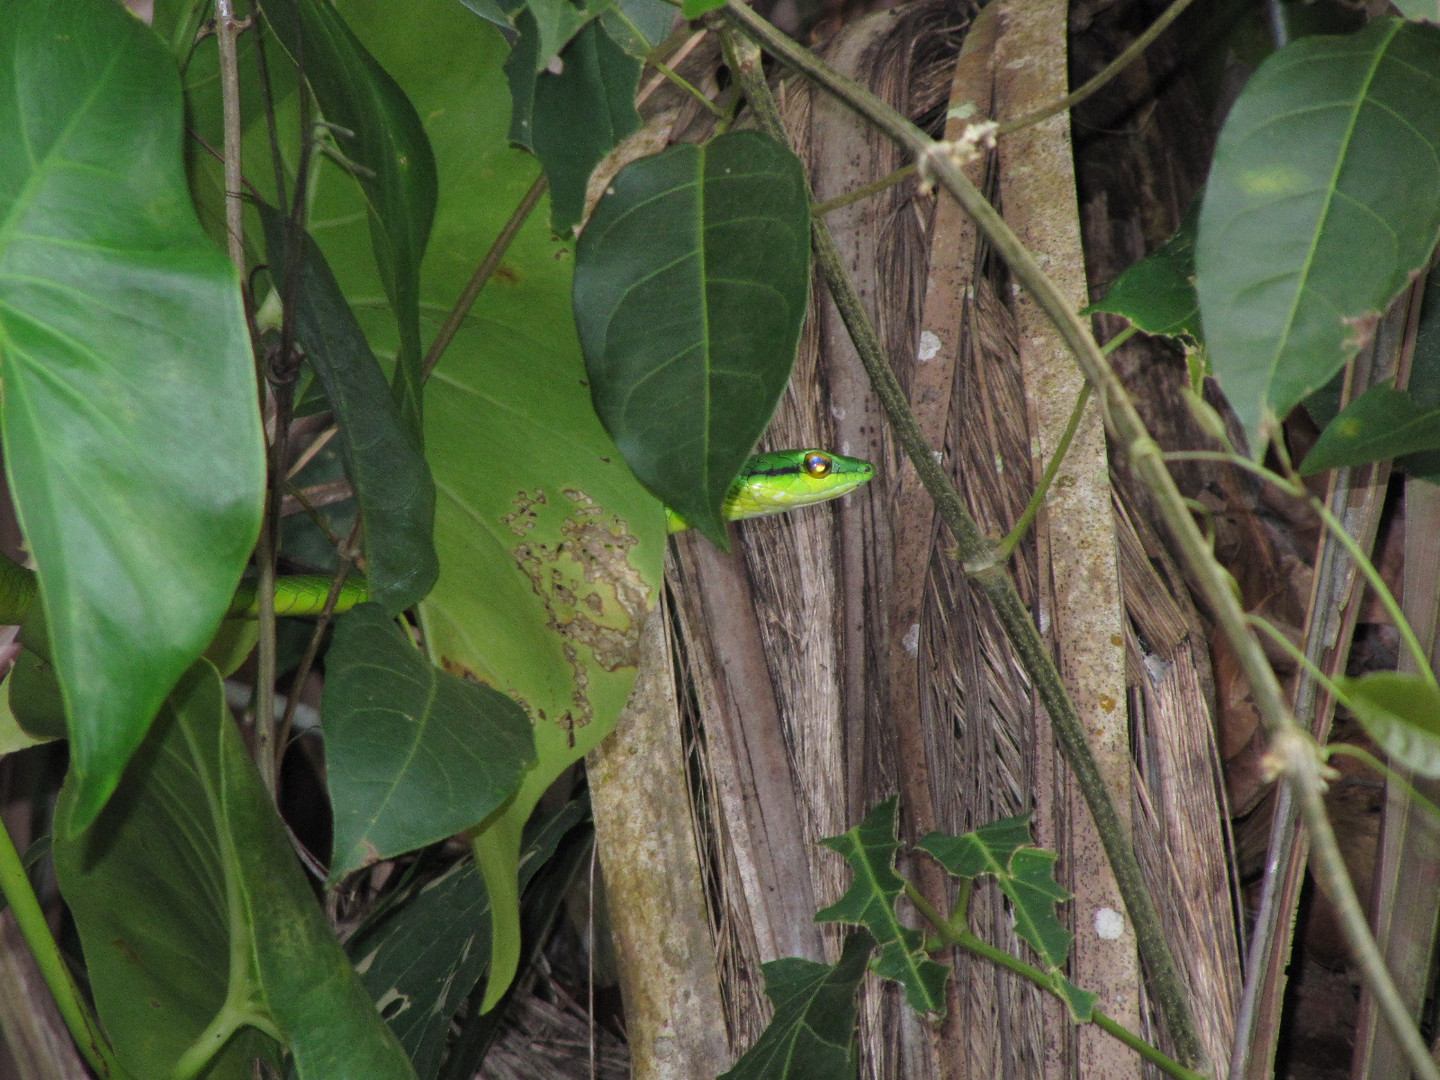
top-left (573, 130), bottom-right (811, 546)
top-left (0, 0), bottom-right (265, 829)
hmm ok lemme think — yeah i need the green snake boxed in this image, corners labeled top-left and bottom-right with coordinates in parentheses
top-left (0, 449), bottom-right (873, 624)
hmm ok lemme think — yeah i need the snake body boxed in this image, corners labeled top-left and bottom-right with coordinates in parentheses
top-left (0, 449), bottom-right (873, 624)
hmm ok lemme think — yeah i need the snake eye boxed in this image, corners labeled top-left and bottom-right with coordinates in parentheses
top-left (802, 452), bottom-right (833, 478)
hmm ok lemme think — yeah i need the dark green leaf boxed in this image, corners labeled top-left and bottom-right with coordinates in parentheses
top-left (1196, 18), bottom-right (1440, 451)
top-left (507, 19), bottom-right (642, 233)
top-left (1338, 671), bottom-right (1440, 777)
top-left (573, 131), bottom-right (811, 546)
top-left (263, 0), bottom-right (438, 439)
top-left (54, 662), bottom-right (417, 1080)
top-left (257, 202), bottom-right (438, 614)
top-left (0, 0), bottom-right (266, 829)
top-left (323, 603), bottom-right (535, 881)
top-left (1299, 383), bottom-right (1440, 474)
top-left (815, 799), bottom-right (949, 1015)
top-left (522, 0), bottom-right (604, 71)
top-left (921, 815), bottom-right (1075, 971)
top-left (353, 801), bottom-right (589, 1080)
top-left (719, 931), bottom-right (873, 1080)
top-left (1086, 200), bottom-right (1201, 343)
top-left (917, 815), bottom-right (1034, 879)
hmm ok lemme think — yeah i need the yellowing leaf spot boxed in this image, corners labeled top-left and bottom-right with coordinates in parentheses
top-left (1238, 165), bottom-right (1307, 196)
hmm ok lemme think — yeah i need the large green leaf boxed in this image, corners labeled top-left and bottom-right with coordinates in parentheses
top-left (1196, 18), bottom-right (1440, 451)
top-left (257, 203), bottom-right (438, 613)
top-left (0, 0), bottom-right (265, 829)
top-left (262, 0), bottom-right (438, 440)
top-left (573, 130), bottom-right (811, 546)
top-left (505, 17), bottom-right (642, 233)
top-left (719, 931), bottom-right (873, 1080)
top-left (323, 603), bottom-right (535, 881)
top-left (307, 0), bottom-right (666, 1009)
top-left (53, 662), bottom-right (416, 1080)
top-left (815, 799), bottom-right (950, 1015)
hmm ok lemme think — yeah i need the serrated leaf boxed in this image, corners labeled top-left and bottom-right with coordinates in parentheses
top-left (1338, 671), bottom-right (1440, 777)
top-left (573, 131), bottom-right (811, 546)
top-left (506, 17), bottom-right (641, 233)
top-left (917, 814), bottom-right (1034, 879)
top-left (1196, 18), bottom-right (1440, 452)
top-left (256, 203), bottom-right (438, 614)
top-left (349, 801), bottom-right (588, 1080)
top-left (1052, 975), bottom-right (1098, 1023)
top-left (921, 815), bottom-right (1074, 970)
top-left (323, 603), bottom-right (535, 881)
top-left (815, 799), bottom-right (949, 1015)
top-left (1299, 383), bottom-right (1440, 474)
top-left (0, 0), bottom-right (265, 829)
top-left (263, 0), bottom-right (438, 439)
top-left (54, 662), bottom-right (416, 1080)
top-left (719, 931), bottom-right (873, 1080)
top-left (1086, 200), bottom-right (1201, 343)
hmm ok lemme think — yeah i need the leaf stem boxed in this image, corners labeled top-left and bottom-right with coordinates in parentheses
top-left (422, 173), bottom-right (548, 380)
top-left (719, 7), bottom-right (1204, 1065)
top-left (906, 882), bottom-right (1206, 1080)
top-left (0, 819), bottom-right (119, 1077)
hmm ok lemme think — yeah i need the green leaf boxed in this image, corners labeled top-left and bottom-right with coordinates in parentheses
top-left (350, 800), bottom-right (589, 1079)
top-left (600, 0), bottom-right (679, 60)
top-left (256, 202), bottom-right (439, 614)
top-left (323, 603), bottom-right (535, 881)
top-left (1052, 976), bottom-right (1098, 1023)
top-left (0, 0), bottom-right (265, 829)
top-left (573, 130), bottom-right (811, 546)
top-left (1086, 200), bottom-right (1201, 343)
top-left (522, 0), bottom-right (607, 72)
top-left (920, 815), bottom-right (1075, 971)
top-left (719, 931), bottom-right (873, 1080)
top-left (681, 0), bottom-right (725, 18)
top-left (1196, 18), bottom-right (1440, 452)
top-left (815, 799), bottom-right (949, 1015)
top-left (456, 0), bottom-right (519, 40)
top-left (53, 662), bottom-right (417, 1080)
top-left (506, 18), bottom-right (642, 233)
top-left (1299, 383), bottom-right (1440, 474)
top-left (293, 0), bottom-right (666, 1010)
top-left (262, 0), bottom-right (438, 440)
top-left (1338, 671), bottom-right (1440, 777)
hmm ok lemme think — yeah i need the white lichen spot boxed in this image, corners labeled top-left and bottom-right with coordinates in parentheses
top-left (830, 403), bottom-right (847, 422)
top-left (1094, 907), bottom-right (1126, 941)
top-left (918, 330), bottom-right (942, 362)
top-left (902, 623), bottom-right (920, 657)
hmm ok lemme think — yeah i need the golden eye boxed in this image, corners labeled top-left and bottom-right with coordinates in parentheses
top-left (802, 452), bottom-right (833, 478)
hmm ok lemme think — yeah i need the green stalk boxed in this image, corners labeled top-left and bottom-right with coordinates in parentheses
top-left (719, 4), bottom-right (1438, 1077)
top-left (0, 818), bottom-right (120, 1077)
top-left (905, 885), bottom-right (1207, 1080)
top-left (717, 13), bottom-right (1204, 1068)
